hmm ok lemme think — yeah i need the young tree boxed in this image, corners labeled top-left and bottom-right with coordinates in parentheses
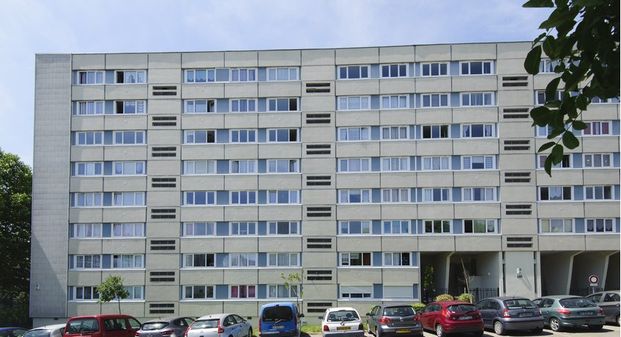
top-left (98, 276), bottom-right (129, 314)
top-left (280, 272), bottom-right (303, 311)
top-left (523, 0), bottom-right (619, 175)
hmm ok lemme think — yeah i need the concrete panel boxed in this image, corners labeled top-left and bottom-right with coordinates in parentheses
top-left (69, 208), bottom-right (103, 223)
top-left (180, 176), bottom-right (224, 190)
top-left (499, 154), bottom-right (536, 170)
top-left (180, 238), bottom-right (224, 253)
top-left (258, 50), bottom-right (301, 66)
top-left (497, 42), bottom-right (531, 59)
top-left (67, 303), bottom-right (101, 318)
top-left (335, 110), bottom-right (379, 126)
top-left (415, 45), bottom-right (451, 62)
top-left (382, 236), bottom-right (418, 250)
top-left (452, 107), bottom-right (499, 123)
top-left (144, 254), bottom-right (179, 270)
top-left (181, 84), bottom-right (225, 98)
top-left (182, 52), bottom-right (225, 68)
top-left (337, 237), bottom-right (381, 251)
top-left (225, 83), bottom-right (258, 98)
top-left (453, 139), bottom-right (499, 155)
top-left (302, 283), bottom-right (337, 300)
top-left (503, 251), bottom-right (537, 298)
top-left (180, 302), bottom-right (225, 317)
top-left (415, 108), bottom-right (452, 124)
top-left (498, 121), bottom-right (535, 138)
top-left (179, 269), bottom-right (224, 284)
top-left (258, 237), bottom-right (302, 252)
top-left (72, 85), bottom-right (105, 100)
top-left (102, 208), bottom-right (146, 223)
top-left (499, 186), bottom-right (537, 202)
top-left (379, 172), bottom-right (417, 188)
top-left (223, 269), bottom-right (258, 284)
top-left (536, 170), bottom-right (583, 186)
top-left (379, 78), bottom-right (416, 94)
top-left (259, 205), bottom-right (303, 220)
top-left (453, 171), bottom-right (500, 187)
top-left (337, 269), bottom-right (382, 283)
top-left (105, 85), bottom-right (148, 100)
top-left (539, 235), bottom-right (586, 251)
top-left (182, 145), bottom-right (225, 160)
top-left (301, 49), bottom-right (335, 66)
top-left (258, 113), bottom-right (302, 127)
top-left (182, 114), bottom-right (225, 129)
top-left (258, 174), bottom-right (302, 189)
top-left (379, 141), bottom-right (417, 156)
top-left (225, 51), bottom-right (258, 67)
top-left (224, 206), bottom-right (258, 221)
top-left (258, 268), bottom-right (302, 283)
top-left (301, 127), bottom-right (336, 142)
top-left (497, 90), bottom-right (533, 106)
top-left (417, 204), bottom-right (454, 219)
top-left (147, 130), bottom-right (181, 145)
top-left (302, 158), bottom-right (336, 174)
top-left (259, 82), bottom-right (301, 97)
top-left (104, 146), bottom-right (148, 161)
top-left (67, 271), bottom-right (102, 285)
top-left (382, 269), bottom-right (419, 284)
top-left (416, 140), bottom-right (452, 156)
top-left (533, 74), bottom-right (558, 90)
top-left (451, 44), bottom-right (496, 60)
top-left (417, 172), bottom-right (454, 187)
top-left (148, 222), bottom-right (181, 238)
top-left (72, 116), bottom-right (105, 131)
top-left (72, 54), bottom-right (105, 69)
top-left (379, 46), bottom-right (415, 63)
top-left (381, 204), bottom-right (417, 219)
top-left (148, 68), bottom-right (181, 83)
top-left (584, 202), bottom-right (620, 218)
top-left (301, 95), bottom-right (336, 111)
top-left (582, 104), bottom-right (620, 120)
top-left (303, 252), bottom-right (337, 267)
top-left (336, 142), bottom-right (380, 157)
top-left (335, 173), bottom-right (380, 188)
top-left (68, 240), bottom-right (103, 254)
top-left (224, 175), bottom-right (258, 190)
top-left (335, 48), bottom-right (378, 64)
top-left (103, 176), bottom-right (146, 191)
top-left (148, 99), bottom-right (182, 115)
top-left (582, 137), bottom-right (620, 153)
top-left (380, 109), bottom-right (416, 125)
top-left (538, 202), bottom-right (585, 218)
top-left (102, 239), bottom-right (146, 253)
top-left (585, 235), bottom-right (621, 251)
top-left (335, 80), bottom-right (380, 95)
top-left (101, 302), bottom-right (144, 317)
top-left (454, 203), bottom-right (501, 219)
top-left (336, 205), bottom-right (381, 219)
top-left (497, 59), bottom-right (531, 75)
top-left (501, 218), bottom-right (538, 235)
top-left (148, 53), bottom-right (181, 68)
top-left (143, 285), bottom-right (177, 301)
top-left (418, 236), bottom-right (455, 252)
top-left (455, 236), bottom-right (502, 251)
top-left (301, 190), bottom-right (337, 205)
top-left (148, 161), bottom-right (181, 176)
top-left (452, 76), bottom-right (497, 92)
top-left (300, 65), bottom-right (335, 81)
top-left (70, 177), bottom-right (103, 192)
top-left (301, 220), bottom-right (335, 236)
top-left (146, 191), bottom-right (180, 207)
top-left (414, 77), bottom-right (451, 93)
top-left (223, 237), bottom-right (258, 253)
top-left (180, 207), bottom-right (224, 222)
top-left (104, 115), bottom-right (148, 130)
top-left (258, 144), bottom-right (302, 158)
top-left (106, 54), bottom-right (147, 69)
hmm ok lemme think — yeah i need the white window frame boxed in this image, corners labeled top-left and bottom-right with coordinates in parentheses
top-left (183, 222), bottom-right (216, 237)
top-left (539, 59), bottom-right (559, 73)
top-left (381, 64), bottom-right (408, 78)
top-left (535, 90), bottom-right (563, 106)
top-left (184, 99), bottom-right (217, 113)
top-left (230, 222), bottom-right (257, 236)
top-left (229, 285), bottom-right (256, 299)
top-left (380, 95), bottom-right (409, 109)
top-left (585, 218), bottom-right (616, 233)
top-left (184, 68), bottom-right (228, 83)
top-left (111, 223), bottom-right (144, 238)
top-left (539, 218), bottom-right (574, 234)
top-left (70, 286), bottom-right (99, 301)
top-left (114, 100), bottom-right (146, 114)
top-left (267, 67), bottom-right (299, 81)
top-left (112, 161), bottom-right (146, 175)
top-left (381, 126), bottom-right (409, 140)
top-left (462, 156), bottom-right (496, 170)
top-left (338, 127), bottom-right (371, 141)
top-left (112, 131), bottom-right (146, 145)
top-left (584, 185), bottom-right (614, 200)
top-left (340, 285), bottom-right (373, 299)
top-left (267, 190), bottom-right (300, 204)
top-left (229, 160), bottom-right (257, 174)
top-left (74, 162), bottom-right (103, 176)
top-left (230, 98), bottom-right (257, 113)
top-left (460, 92), bottom-right (495, 107)
top-left (421, 93), bottom-right (450, 108)
top-left (337, 96), bottom-right (371, 111)
top-left (463, 219), bottom-right (498, 234)
top-left (267, 221), bottom-right (299, 235)
top-left (462, 187), bottom-right (496, 202)
top-left (267, 97), bottom-right (299, 112)
top-left (383, 252), bottom-right (412, 266)
top-left (74, 101), bottom-right (105, 115)
top-left (266, 159), bottom-right (300, 173)
top-left (583, 121), bottom-right (611, 136)
top-left (111, 254), bottom-right (144, 269)
top-left (421, 125), bottom-right (450, 139)
top-left (76, 71), bottom-right (104, 85)
top-left (183, 160), bottom-right (217, 175)
top-left (459, 61), bottom-right (494, 75)
top-left (338, 158), bottom-right (371, 173)
top-left (115, 70), bottom-right (146, 84)
top-left (72, 254), bottom-right (101, 269)
top-left (267, 128), bottom-right (299, 142)
top-left (583, 153), bottom-right (613, 168)
top-left (183, 191), bottom-right (216, 206)
top-left (340, 252), bottom-right (372, 266)
top-left (381, 188), bottom-right (410, 203)
top-left (111, 192), bottom-right (145, 207)
top-left (267, 284), bottom-right (299, 298)
top-left (423, 219), bottom-right (452, 234)
top-left (381, 157), bottom-right (410, 171)
top-left (421, 156), bottom-right (450, 171)
top-left (539, 186), bottom-right (573, 201)
top-left (229, 253), bottom-right (257, 267)
top-left (339, 221), bottom-right (372, 235)
top-left (71, 223), bottom-right (103, 238)
top-left (182, 285), bottom-right (215, 300)
top-left (230, 68), bottom-right (257, 82)
top-left (123, 286), bottom-right (144, 300)
top-left (537, 154), bottom-right (572, 169)
top-left (230, 191), bottom-right (258, 205)
top-left (462, 124), bottom-right (496, 138)
top-left (73, 192), bottom-right (103, 207)
top-left (420, 62), bottom-right (449, 77)
top-left (75, 131), bottom-right (103, 146)
top-left (338, 189), bottom-right (372, 203)
top-left (183, 253), bottom-right (216, 268)
top-left (184, 130), bottom-right (216, 144)
top-left (267, 253), bottom-right (300, 267)
top-left (382, 220), bottom-right (410, 235)
top-left (338, 65), bottom-right (370, 80)
top-left (421, 188), bottom-right (451, 202)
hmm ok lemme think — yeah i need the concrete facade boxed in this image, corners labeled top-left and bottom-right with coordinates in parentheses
top-left (32, 43), bottom-right (620, 325)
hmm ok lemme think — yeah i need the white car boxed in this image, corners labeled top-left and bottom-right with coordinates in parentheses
top-left (321, 307), bottom-right (364, 337)
top-left (23, 324), bottom-right (66, 337)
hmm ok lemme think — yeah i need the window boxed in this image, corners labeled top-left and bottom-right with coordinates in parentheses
top-left (184, 68), bottom-right (228, 83)
top-left (422, 188), bottom-right (450, 202)
top-left (539, 186), bottom-right (572, 201)
top-left (113, 161), bottom-right (145, 175)
top-left (72, 255), bottom-right (101, 269)
top-left (338, 189), bottom-right (371, 203)
top-left (591, 96), bottom-right (620, 104)
top-left (115, 70), bottom-right (146, 84)
top-left (381, 188), bottom-right (410, 202)
top-left (184, 160), bottom-right (217, 175)
top-left (124, 286), bottom-right (144, 300)
top-left (535, 90), bottom-right (562, 105)
top-left (268, 221), bottom-right (299, 235)
top-left (112, 254), bottom-right (143, 269)
top-left (75, 101), bottom-right (104, 115)
top-left (585, 186), bottom-right (613, 200)
top-left (76, 131), bottom-right (103, 145)
top-left (464, 219), bottom-right (498, 234)
top-left (231, 191), bottom-right (257, 205)
top-left (184, 254), bottom-right (215, 268)
top-left (267, 190), bottom-right (300, 204)
top-left (77, 71), bottom-right (104, 85)
top-left (230, 130), bottom-right (257, 143)
top-left (184, 99), bottom-right (216, 113)
top-left (460, 61), bottom-right (493, 75)
top-left (230, 285), bottom-right (256, 298)
top-left (339, 221), bottom-right (371, 235)
top-left (71, 286), bottom-right (99, 300)
top-left (382, 157), bottom-right (409, 171)
top-left (538, 155), bottom-right (571, 169)
top-left (229, 253), bottom-right (257, 267)
top-left (424, 220), bottom-right (451, 234)
top-left (267, 253), bottom-right (300, 267)
top-left (231, 99), bottom-right (256, 112)
top-left (461, 92), bottom-right (494, 106)
top-left (112, 192), bottom-right (145, 206)
top-left (583, 121), bottom-right (611, 136)
top-left (381, 126), bottom-right (409, 140)
top-left (266, 159), bottom-right (299, 173)
top-left (421, 125), bottom-right (450, 139)
top-left (384, 252), bottom-right (411, 266)
top-left (381, 95), bottom-right (409, 109)
top-left (338, 127), bottom-right (371, 141)
top-left (184, 191), bottom-right (216, 205)
top-left (267, 98), bottom-right (299, 112)
top-left (462, 156), bottom-right (495, 170)
top-left (421, 156), bottom-right (450, 171)
top-left (340, 286), bottom-right (372, 299)
top-left (383, 220), bottom-right (410, 234)
top-left (462, 187), bottom-right (496, 202)
top-left (74, 162), bottom-right (103, 176)
top-left (267, 67), bottom-right (299, 81)
top-left (462, 124), bottom-right (495, 138)
top-left (230, 160), bottom-right (257, 174)
top-left (184, 130), bottom-right (216, 144)
top-left (231, 222), bottom-right (256, 236)
top-left (338, 65), bottom-right (369, 79)
top-left (421, 62), bottom-right (448, 77)
top-left (268, 284), bottom-right (298, 298)
top-left (539, 219), bottom-right (573, 233)
top-left (113, 131), bottom-right (145, 145)
top-left (586, 218), bottom-right (615, 233)
top-left (339, 158), bottom-right (371, 172)
top-left (267, 129), bottom-right (298, 142)
top-left (583, 153), bottom-right (612, 168)
top-left (421, 93), bottom-right (449, 107)
top-left (112, 223), bottom-right (144, 237)
top-left (539, 59), bottom-right (560, 73)
top-left (381, 64), bottom-right (408, 78)
top-left (338, 96), bottom-right (371, 110)
top-left (230, 68), bottom-right (256, 82)
top-left (383, 286), bottom-right (413, 299)
top-left (73, 192), bottom-right (103, 207)
top-left (340, 253), bottom-right (372, 266)
top-left (115, 100), bottom-right (146, 114)
top-left (71, 223), bottom-right (102, 238)
top-left (182, 285), bottom-right (214, 299)
top-left (183, 222), bottom-right (216, 236)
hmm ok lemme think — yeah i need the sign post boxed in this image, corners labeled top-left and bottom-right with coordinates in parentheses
top-left (588, 274), bottom-right (599, 294)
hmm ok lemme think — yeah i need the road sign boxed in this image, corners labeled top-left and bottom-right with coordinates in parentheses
top-left (588, 274), bottom-right (599, 286)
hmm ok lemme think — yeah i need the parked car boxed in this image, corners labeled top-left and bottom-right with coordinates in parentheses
top-left (259, 302), bottom-right (302, 337)
top-left (532, 295), bottom-right (605, 331)
top-left (320, 307), bottom-right (364, 337)
top-left (186, 314), bottom-right (251, 337)
top-left (475, 297), bottom-right (544, 335)
top-left (64, 314), bottom-right (141, 337)
top-left (24, 324), bottom-right (66, 337)
top-left (137, 317), bottom-right (195, 337)
top-left (417, 301), bottom-right (483, 337)
top-left (366, 303), bottom-right (423, 337)
top-left (0, 328), bottom-right (28, 337)
top-left (585, 290), bottom-right (620, 325)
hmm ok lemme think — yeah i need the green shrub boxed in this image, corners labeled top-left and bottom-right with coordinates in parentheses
top-left (457, 293), bottom-right (474, 303)
top-left (434, 293), bottom-right (454, 302)
top-left (412, 302), bottom-right (426, 313)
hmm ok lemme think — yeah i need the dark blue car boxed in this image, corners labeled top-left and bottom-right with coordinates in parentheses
top-left (259, 302), bottom-right (303, 337)
top-left (0, 328), bottom-right (28, 337)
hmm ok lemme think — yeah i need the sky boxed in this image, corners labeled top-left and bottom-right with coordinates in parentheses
top-left (0, 0), bottom-right (552, 166)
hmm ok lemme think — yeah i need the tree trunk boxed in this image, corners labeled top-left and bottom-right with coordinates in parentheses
top-left (117, 298), bottom-right (121, 313)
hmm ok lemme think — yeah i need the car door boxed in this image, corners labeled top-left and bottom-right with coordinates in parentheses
top-left (602, 292), bottom-right (620, 319)
top-left (126, 318), bottom-right (141, 337)
top-left (234, 315), bottom-right (250, 336)
top-left (225, 315), bottom-right (241, 337)
top-left (476, 300), bottom-right (490, 327)
top-left (367, 306), bottom-right (379, 332)
top-left (539, 299), bottom-right (554, 321)
top-left (173, 319), bottom-right (188, 337)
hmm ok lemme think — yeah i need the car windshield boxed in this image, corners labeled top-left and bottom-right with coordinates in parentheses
top-left (0, 331), bottom-right (26, 337)
top-left (262, 306), bottom-right (293, 322)
top-left (560, 298), bottom-right (596, 308)
top-left (24, 330), bottom-right (50, 337)
top-left (383, 306), bottom-right (415, 317)
top-left (141, 323), bottom-right (169, 331)
top-left (503, 299), bottom-right (536, 309)
top-left (67, 319), bottom-right (99, 333)
top-left (447, 304), bottom-right (477, 313)
top-left (192, 320), bottom-right (219, 329)
top-left (326, 310), bottom-right (359, 322)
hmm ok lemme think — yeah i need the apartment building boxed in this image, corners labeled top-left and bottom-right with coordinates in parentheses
top-left (32, 42), bottom-right (620, 326)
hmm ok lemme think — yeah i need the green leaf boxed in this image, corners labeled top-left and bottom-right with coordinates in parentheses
top-left (562, 131), bottom-right (579, 149)
top-left (576, 95), bottom-right (589, 110)
top-left (542, 36), bottom-right (557, 58)
top-left (572, 120), bottom-right (588, 130)
top-left (545, 77), bottom-right (561, 103)
top-left (538, 141), bottom-right (556, 152)
top-left (530, 106), bottom-right (552, 126)
top-left (544, 156), bottom-right (553, 175)
top-left (524, 46), bottom-right (542, 74)
top-left (539, 8), bottom-right (571, 29)
top-left (551, 144), bottom-right (565, 162)
top-left (523, 0), bottom-right (554, 7)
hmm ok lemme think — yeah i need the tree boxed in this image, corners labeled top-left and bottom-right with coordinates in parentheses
top-left (523, 0), bottom-right (619, 175)
top-left (0, 149), bottom-right (31, 326)
top-left (280, 272), bottom-right (303, 311)
top-left (98, 276), bottom-right (129, 313)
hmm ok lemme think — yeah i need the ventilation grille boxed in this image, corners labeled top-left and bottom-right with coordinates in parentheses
top-left (305, 82), bottom-right (331, 93)
top-left (149, 271), bottom-right (175, 282)
top-left (506, 236), bottom-right (534, 248)
top-left (505, 204), bottom-right (532, 215)
top-left (306, 144), bottom-right (331, 155)
top-left (306, 237), bottom-right (332, 249)
top-left (504, 172), bottom-right (531, 183)
top-left (152, 85), bottom-right (177, 96)
top-left (306, 175), bottom-right (332, 186)
top-left (151, 177), bottom-right (177, 188)
top-left (502, 108), bottom-right (530, 119)
top-left (306, 206), bottom-right (332, 218)
top-left (503, 140), bottom-right (530, 151)
top-left (305, 113), bottom-right (331, 124)
top-left (152, 116), bottom-right (177, 127)
top-left (150, 239), bottom-right (176, 251)
top-left (152, 146), bottom-right (177, 158)
top-left (306, 269), bottom-right (332, 281)
top-left (149, 303), bottom-right (175, 314)
top-left (307, 302), bottom-right (334, 313)
top-left (151, 208), bottom-right (177, 219)
top-left (502, 76), bottom-right (528, 87)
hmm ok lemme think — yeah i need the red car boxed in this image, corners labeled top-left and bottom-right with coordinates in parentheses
top-left (417, 301), bottom-right (483, 337)
top-left (64, 314), bottom-right (141, 337)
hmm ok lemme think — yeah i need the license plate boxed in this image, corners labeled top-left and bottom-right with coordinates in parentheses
top-left (396, 329), bottom-right (410, 333)
top-left (520, 312), bottom-right (533, 317)
top-left (459, 316), bottom-right (472, 320)
top-left (272, 326), bottom-right (284, 329)
top-left (580, 311), bottom-right (593, 316)
top-left (336, 327), bottom-right (351, 331)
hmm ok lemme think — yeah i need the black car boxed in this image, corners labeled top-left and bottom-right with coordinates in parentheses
top-left (366, 304), bottom-right (422, 337)
top-left (476, 297), bottom-right (544, 335)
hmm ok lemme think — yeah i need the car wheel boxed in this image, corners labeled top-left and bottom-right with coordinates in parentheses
top-left (493, 321), bottom-right (505, 335)
top-left (588, 324), bottom-right (603, 331)
top-left (549, 317), bottom-right (561, 332)
top-left (435, 324), bottom-right (444, 337)
top-left (247, 328), bottom-right (253, 337)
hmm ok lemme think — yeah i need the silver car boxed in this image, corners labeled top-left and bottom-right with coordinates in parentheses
top-left (23, 324), bottom-right (66, 337)
top-left (137, 317), bottom-right (195, 337)
top-left (186, 314), bottom-right (252, 337)
top-left (321, 307), bottom-right (364, 337)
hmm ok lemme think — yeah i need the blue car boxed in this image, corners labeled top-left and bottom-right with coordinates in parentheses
top-left (0, 328), bottom-right (28, 337)
top-left (259, 302), bottom-right (303, 337)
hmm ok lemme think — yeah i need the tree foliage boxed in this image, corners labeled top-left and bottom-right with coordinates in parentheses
top-left (280, 272), bottom-right (303, 311)
top-left (97, 275), bottom-right (129, 314)
top-left (523, 0), bottom-right (619, 175)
